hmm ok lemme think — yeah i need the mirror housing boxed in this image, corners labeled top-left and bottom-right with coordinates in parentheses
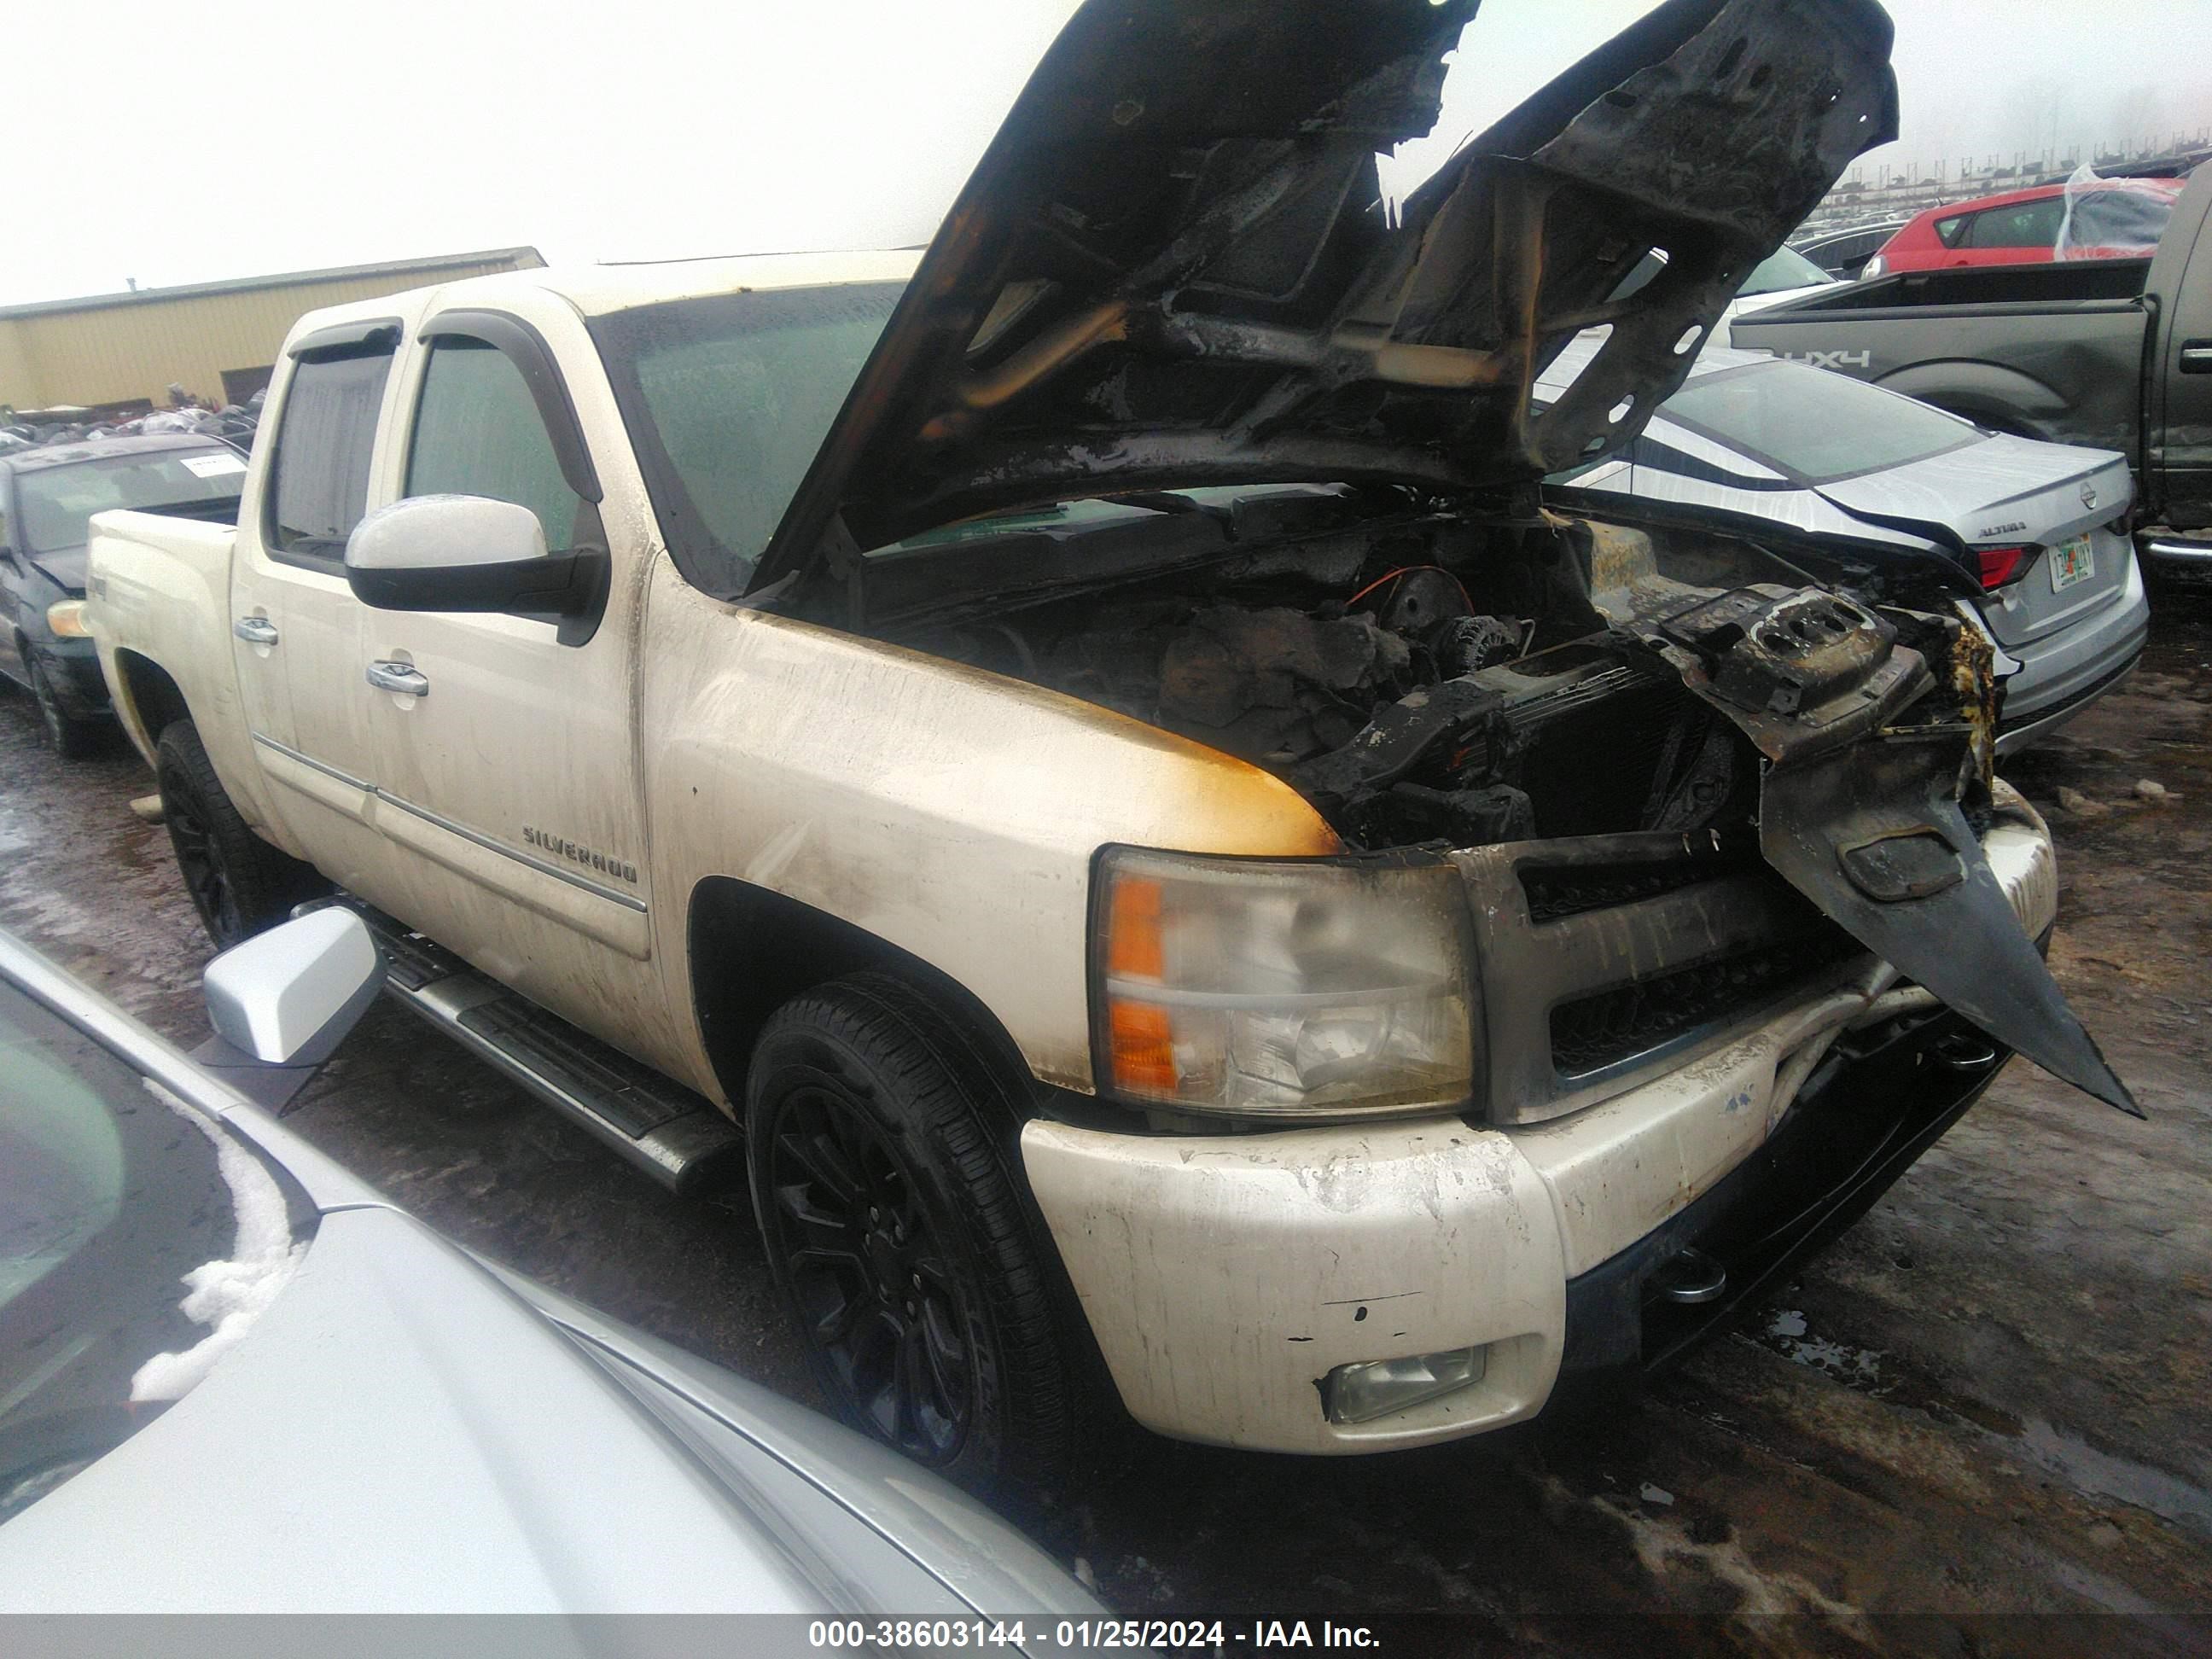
top-left (201, 907), bottom-right (381, 1071)
top-left (343, 494), bottom-right (608, 643)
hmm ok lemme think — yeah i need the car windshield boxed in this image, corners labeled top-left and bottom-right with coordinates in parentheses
top-left (14, 449), bottom-right (247, 555)
top-left (1607, 241), bottom-right (1835, 306)
top-left (0, 979), bottom-right (237, 1522)
top-left (588, 282), bottom-right (908, 597)
top-left (1660, 360), bottom-right (1978, 482)
top-left (1736, 244), bottom-right (1836, 296)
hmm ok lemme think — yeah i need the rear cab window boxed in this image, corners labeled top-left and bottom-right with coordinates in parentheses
top-left (263, 335), bottom-right (397, 569)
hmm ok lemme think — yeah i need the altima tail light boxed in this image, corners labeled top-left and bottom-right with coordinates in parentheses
top-left (1976, 545), bottom-right (2031, 590)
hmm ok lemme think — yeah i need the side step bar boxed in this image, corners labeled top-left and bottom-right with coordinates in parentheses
top-left (328, 899), bottom-right (744, 1196)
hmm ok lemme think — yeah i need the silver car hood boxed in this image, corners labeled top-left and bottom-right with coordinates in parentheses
top-left (1812, 434), bottom-right (2133, 550)
top-left (0, 1203), bottom-right (1084, 1615)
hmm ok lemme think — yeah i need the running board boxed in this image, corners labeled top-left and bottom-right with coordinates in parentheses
top-left (329, 899), bottom-right (744, 1195)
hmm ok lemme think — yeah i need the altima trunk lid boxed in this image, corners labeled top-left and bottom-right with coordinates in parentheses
top-left (1813, 439), bottom-right (2135, 649)
top-left (747, 0), bottom-right (1900, 596)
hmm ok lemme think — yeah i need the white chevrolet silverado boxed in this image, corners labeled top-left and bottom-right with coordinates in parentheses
top-left (81, 0), bottom-right (2133, 1496)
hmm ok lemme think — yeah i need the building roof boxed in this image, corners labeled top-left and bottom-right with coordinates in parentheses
top-left (0, 248), bottom-right (545, 322)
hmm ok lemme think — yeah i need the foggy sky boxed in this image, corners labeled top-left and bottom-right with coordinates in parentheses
top-left (6, 0), bottom-right (2209, 307)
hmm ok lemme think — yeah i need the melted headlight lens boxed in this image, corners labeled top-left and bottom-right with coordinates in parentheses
top-left (1093, 847), bottom-right (1476, 1119)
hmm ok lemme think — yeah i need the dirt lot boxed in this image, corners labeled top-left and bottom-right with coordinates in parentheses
top-left (3, 591), bottom-right (2209, 1652)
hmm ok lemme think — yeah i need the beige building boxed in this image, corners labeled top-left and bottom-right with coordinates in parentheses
top-left (0, 247), bottom-right (544, 418)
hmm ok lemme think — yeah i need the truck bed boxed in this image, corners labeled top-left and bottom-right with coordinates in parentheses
top-left (1728, 259), bottom-right (2153, 454)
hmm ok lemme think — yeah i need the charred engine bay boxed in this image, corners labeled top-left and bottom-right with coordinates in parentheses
top-left (890, 508), bottom-right (1773, 853)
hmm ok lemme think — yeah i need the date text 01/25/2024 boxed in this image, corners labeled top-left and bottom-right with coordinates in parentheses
top-left (807, 1621), bottom-right (1382, 1650)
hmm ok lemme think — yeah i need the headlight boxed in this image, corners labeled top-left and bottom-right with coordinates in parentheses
top-left (1091, 847), bottom-right (1476, 1121)
top-left (46, 599), bottom-right (90, 638)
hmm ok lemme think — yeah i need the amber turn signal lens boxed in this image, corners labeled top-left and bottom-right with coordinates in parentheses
top-left (46, 599), bottom-right (91, 638)
top-left (1108, 1000), bottom-right (1177, 1094)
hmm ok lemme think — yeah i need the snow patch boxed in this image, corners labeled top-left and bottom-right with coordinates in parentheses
top-left (129, 1080), bottom-right (306, 1403)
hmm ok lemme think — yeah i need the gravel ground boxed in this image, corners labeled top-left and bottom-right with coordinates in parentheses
top-left (3, 591), bottom-right (2208, 1653)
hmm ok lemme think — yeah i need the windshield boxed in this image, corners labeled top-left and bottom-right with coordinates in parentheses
top-left (0, 979), bottom-right (240, 1522)
top-left (1608, 242), bottom-right (1835, 307)
top-left (14, 448), bottom-right (247, 556)
top-left (1659, 361), bottom-right (1978, 483)
top-left (589, 282), bottom-right (907, 597)
top-left (1736, 244), bottom-right (1835, 296)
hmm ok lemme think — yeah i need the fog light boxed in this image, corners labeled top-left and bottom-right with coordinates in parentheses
top-left (1324, 1345), bottom-right (1487, 1424)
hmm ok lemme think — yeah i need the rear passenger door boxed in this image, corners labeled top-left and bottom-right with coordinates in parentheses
top-left (228, 322), bottom-right (401, 896)
top-left (357, 297), bottom-right (655, 1021)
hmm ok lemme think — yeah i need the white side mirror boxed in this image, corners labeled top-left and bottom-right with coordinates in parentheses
top-left (204, 909), bottom-right (382, 1067)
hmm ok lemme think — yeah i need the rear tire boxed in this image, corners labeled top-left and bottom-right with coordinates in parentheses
top-left (746, 973), bottom-right (1082, 1502)
top-left (26, 654), bottom-right (101, 760)
top-left (154, 719), bottom-right (327, 946)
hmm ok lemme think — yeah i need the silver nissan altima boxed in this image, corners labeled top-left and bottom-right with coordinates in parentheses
top-left (0, 912), bottom-right (1103, 1618)
top-left (1541, 337), bottom-right (2149, 753)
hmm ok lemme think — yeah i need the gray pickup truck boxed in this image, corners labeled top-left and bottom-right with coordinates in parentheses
top-left (1732, 165), bottom-right (2212, 576)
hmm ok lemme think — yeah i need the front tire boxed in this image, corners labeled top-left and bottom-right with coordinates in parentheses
top-left (746, 973), bottom-right (1080, 1500)
top-left (26, 655), bottom-right (101, 760)
top-left (154, 719), bottom-right (327, 946)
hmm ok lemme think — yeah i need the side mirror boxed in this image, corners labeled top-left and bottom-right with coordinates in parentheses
top-left (343, 495), bottom-right (607, 643)
top-left (192, 909), bottom-right (382, 1107)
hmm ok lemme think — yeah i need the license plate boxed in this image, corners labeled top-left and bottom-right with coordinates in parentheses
top-left (2050, 534), bottom-right (2095, 591)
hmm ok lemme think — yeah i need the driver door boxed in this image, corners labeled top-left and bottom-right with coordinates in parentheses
top-left (354, 296), bottom-right (659, 1045)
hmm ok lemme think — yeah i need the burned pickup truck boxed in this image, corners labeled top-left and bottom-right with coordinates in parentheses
top-left (84, 0), bottom-right (2128, 1493)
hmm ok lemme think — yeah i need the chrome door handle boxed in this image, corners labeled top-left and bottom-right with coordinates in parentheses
top-left (364, 661), bottom-right (429, 697)
top-left (2180, 341), bottom-right (2212, 375)
top-left (233, 616), bottom-right (279, 645)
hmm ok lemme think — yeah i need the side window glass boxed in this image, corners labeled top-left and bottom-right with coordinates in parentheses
top-left (1967, 197), bottom-right (2064, 249)
top-left (266, 347), bottom-right (393, 563)
top-left (1933, 215), bottom-right (1967, 248)
top-left (405, 339), bottom-right (583, 549)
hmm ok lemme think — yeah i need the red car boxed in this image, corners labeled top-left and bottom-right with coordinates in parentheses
top-left (1866, 175), bottom-right (2184, 275)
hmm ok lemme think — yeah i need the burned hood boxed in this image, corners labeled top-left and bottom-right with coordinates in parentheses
top-left (748, 0), bottom-right (1898, 594)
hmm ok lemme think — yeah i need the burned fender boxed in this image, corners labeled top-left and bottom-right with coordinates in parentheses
top-left (1633, 580), bottom-right (2136, 1115)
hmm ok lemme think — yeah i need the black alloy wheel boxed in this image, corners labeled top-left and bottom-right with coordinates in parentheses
top-left (765, 1086), bottom-right (973, 1462)
top-left (162, 756), bottom-right (244, 944)
top-left (154, 720), bottom-right (328, 947)
top-left (745, 973), bottom-right (1085, 1499)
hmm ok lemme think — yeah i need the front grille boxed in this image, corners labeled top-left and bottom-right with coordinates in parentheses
top-left (1519, 851), bottom-right (1747, 923)
top-left (1454, 832), bottom-right (1871, 1124)
top-left (1548, 925), bottom-right (1862, 1078)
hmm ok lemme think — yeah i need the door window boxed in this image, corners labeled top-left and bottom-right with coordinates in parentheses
top-left (265, 347), bottom-right (393, 568)
top-left (405, 339), bottom-right (585, 550)
top-left (1964, 196), bottom-right (2064, 249)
